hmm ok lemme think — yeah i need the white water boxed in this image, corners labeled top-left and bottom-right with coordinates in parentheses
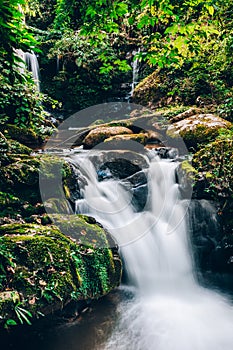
top-left (75, 154), bottom-right (233, 350)
top-left (127, 49), bottom-right (140, 99)
top-left (23, 52), bottom-right (40, 91)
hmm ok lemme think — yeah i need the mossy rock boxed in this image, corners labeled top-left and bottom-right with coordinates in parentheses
top-left (192, 139), bottom-right (233, 199)
top-left (0, 192), bottom-right (24, 218)
top-left (0, 221), bottom-right (122, 327)
top-left (104, 133), bottom-right (147, 145)
top-left (2, 124), bottom-right (41, 149)
top-left (167, 114), bottom-right (232, 149)
top-left (101, 133), bottom-right (148, 150)
top-left (50, 214), bottom-right (118, 250)
top-left (133, 69), bottom-right (171, 107)
top-left (0, 155), bottom-right (74, 205)
top-left (83, 126), bottom-right (133, 149)
top-left (176, 161), bottom-right (198, 198)
top-left (0, 132), bottom-right (31, 166)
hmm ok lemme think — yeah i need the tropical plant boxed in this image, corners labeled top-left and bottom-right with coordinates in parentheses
top-left (0, 1), bottom-right (50, 130)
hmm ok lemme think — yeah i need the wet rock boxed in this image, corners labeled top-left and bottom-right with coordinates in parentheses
top-left (104, 133), bottom-right (147, 146)
top-left (0, 220), bottom-right (122, 327)
top-left (188, 200), bottom-right (223, 273)
top-left (176, 160), bottom-right (197, 198)
top-left (210, 235), bottom-right (233, 274)
top-left (167, 114), bottom-right (231, 149)
top-left (170, 107), bottom-right (201, 123)
top-left (90, 150), bottom-right (149, 180)
top-left (122, 170), bottom-right (148, 211)
top-left (83, 126), bottom-right (133, 149)
top-left (156, 147), bottom-right (179, 159)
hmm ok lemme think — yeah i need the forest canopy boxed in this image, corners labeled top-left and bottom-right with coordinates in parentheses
top-left (0, 0), bottom-right (233, 121)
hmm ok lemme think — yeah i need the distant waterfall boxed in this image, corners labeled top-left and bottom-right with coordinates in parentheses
top-left (127, 49), bottom-right (140, 100)
top-left (23, 52), bottom-right (40, 91)
top-left (74, 152), bottom-right (233, 350)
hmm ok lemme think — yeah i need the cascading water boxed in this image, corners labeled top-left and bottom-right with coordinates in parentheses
top-left (74, 152), bottom-right (233, 350)
top-left (127, 50), bottom-right (140, 100)
top-left (23, 52), bottom-right (40, 91)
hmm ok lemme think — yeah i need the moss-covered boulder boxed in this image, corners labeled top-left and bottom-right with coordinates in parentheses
top-left (0, 220), bottom-right (122, 328)
top-left (169, 107), bottom-right (201, 123)
top-left (2, 124), bottom-right (41, 149)
top-left (0, 155), bottom-right (76, 207)
top-left (83, 126), bottom-right (133, 149)
top-left (104, 133), bottom-right (147, 145)
top-left (192, 139), bottom-right (233, 199)
top-left (103, 131), bottom-right (164, 149)
top-left (167, 114), bottom-right (232, 149)
top-left (0, 153), bottom-right (83, 225)
top-left (0, 132), bottom-right (31, 166)
top-left (102, 133), bottom-right (148, 150)
top-left (133, 69), bottom-right (175, 107)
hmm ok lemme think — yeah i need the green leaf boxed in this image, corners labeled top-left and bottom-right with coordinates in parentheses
top-left (205, 5), bottom-right (214, 16)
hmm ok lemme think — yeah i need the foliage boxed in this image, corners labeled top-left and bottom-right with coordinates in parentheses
top-left (193, 128), bottom-right (233, 199)
top-left (14, 303), bottom-right (32, 325)
top-left (23, 0), bottom-right (232, 113)
top-left (2, 1), bottom-right (233, 116)
top-left (0, 1), bottom-right (55, 131)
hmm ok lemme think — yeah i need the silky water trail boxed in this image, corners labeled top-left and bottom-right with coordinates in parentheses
top-left (73, 151), bottom-right (233, 350)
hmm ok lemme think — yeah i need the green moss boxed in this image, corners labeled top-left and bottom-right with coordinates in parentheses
top-left (104, 133), bottom-right (147, 145)
top-left (0, 154), bottom-right (73, 207)
top-left (193, 139), bottom-right (233, 198)
top-left (181, 160), bottom-right (198, 176)
top-left (0, 222), bottom-right (122, 327)
top-left (167, 114), bottom-right (232, 149)
top-left (0, 132), bottom-right (31, 166)
top-left (8, 140), bottom-right (31, 156)
top-left (3, 124), bottom-right (40, 149)
top-left (50, 214), bottom-right (114, 249)
top-left (133, 69), bottom-right (166, 106)
top-left (83, 126), bottom-right (133, 149)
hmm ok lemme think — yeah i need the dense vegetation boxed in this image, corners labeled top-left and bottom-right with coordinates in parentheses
top-left (1, 0), bottom-right (232, 118)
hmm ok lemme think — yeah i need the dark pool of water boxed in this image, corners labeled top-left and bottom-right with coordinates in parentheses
top-left (1, 288), bottom-right (134, 350)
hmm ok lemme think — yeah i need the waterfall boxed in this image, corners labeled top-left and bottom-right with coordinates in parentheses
top-left (127, 50), bottom-right (140, 100)
top-left (74, 152), bottom-right (233, 350)
top-left (23, 52), bottom-right (40, 91)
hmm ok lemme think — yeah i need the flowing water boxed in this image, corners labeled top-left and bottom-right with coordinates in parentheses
top-left (127, 49), bottom-right (140, 100)
top-left (23, 52), bottom-right (40, 91)
top-left (74, 153), bottom-right (233, 350)
top-left (5, 153), bottom-right (233, 350)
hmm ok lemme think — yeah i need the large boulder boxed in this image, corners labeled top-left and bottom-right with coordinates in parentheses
top-left (167, 114), bottom-right (232, 149)
top-left (90, 150), bottom-right (149, 180)
top-left (132, 69), bottom-right (176, 107)
top-left (0, 154), bottom-right (80, 221)
top-left (0, 219), bottom-right (122, 328)
top-left (83, 126), bottom-right (133, 149)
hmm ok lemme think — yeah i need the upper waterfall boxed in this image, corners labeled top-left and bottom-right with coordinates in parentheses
top-left (23, 52), bottom-right (40, 91)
